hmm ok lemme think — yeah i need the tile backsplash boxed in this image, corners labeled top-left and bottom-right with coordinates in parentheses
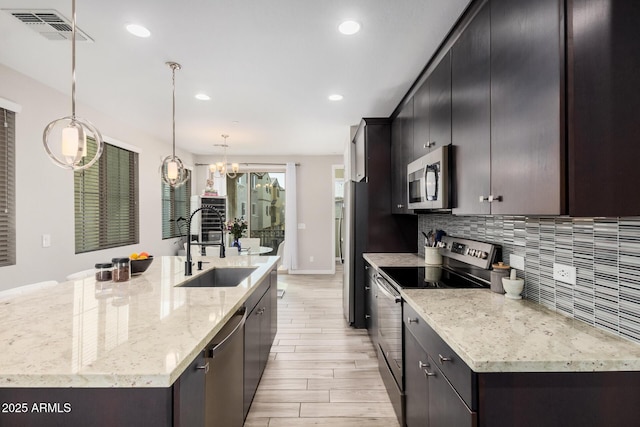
top-left (418, 214), bottom-right (640, 344)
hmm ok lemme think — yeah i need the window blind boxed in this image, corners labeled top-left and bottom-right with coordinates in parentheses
top-left (0, 108), bottom-right (16, 266)
top-left (74, 140), bottom-right (139, 253)
top-left (162, 170), bottom-right (191, 239)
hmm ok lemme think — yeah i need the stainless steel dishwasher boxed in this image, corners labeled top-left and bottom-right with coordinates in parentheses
top-left (204, 307), bottom-right (246, 427)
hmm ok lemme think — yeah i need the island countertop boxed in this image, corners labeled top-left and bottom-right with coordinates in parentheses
top-left (0, 256), bottom-right (278, 388)
top-left (364, 253), bottom-right (640, 373)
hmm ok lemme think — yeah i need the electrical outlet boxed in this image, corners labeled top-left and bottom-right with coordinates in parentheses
top-left (553, 263), bottom-right (576, 285)
top-left (42, 234), bottom-right (51, 248)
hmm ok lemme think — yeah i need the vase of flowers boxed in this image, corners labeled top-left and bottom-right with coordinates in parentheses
top-left (227, 218), bottom-right (248, 252)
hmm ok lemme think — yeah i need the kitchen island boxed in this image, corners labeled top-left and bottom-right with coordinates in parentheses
top-left (0, 255), bottom-right (278, 426)
top-left (365, 253), bottom-right (640, 426)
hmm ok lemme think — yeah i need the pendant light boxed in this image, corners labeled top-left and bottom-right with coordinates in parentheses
top-left (43, 0), bottom-right (103, 170)
top-left (160, 62), bottom-right (188, 187)
top-left (211, 134), bottom-right (239, 179)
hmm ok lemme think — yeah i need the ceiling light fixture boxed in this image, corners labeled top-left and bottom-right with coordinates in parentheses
top-left (195, 93), bottom-right (211, 101)
top-left (126, 24), bottom-right (151, 38)
top-left (160, 62), bottom-right (188, 187)
top-left (210, 134), bottom-right (239, 179)
top-left (329, 94), bottom-right (344, 101)
top-left (338, 20), bottom-right (361, 35)
top-left (43, 0), bottom-right (103, 170)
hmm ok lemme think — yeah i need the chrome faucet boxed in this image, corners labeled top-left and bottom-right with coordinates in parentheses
top-left (185, 207), bottom-right (225, 276)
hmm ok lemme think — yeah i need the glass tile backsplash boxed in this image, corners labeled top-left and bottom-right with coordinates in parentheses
top-left (418, 214), bottom-right (640, 344)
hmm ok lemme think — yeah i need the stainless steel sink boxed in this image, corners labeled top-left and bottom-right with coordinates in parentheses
top-left (178, 267), bottom-right (257, 288)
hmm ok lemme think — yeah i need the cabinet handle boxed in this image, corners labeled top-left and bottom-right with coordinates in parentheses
top-left (439, 354), bottom-right (453, 363)
top-left (424, 141), bottom-right (436, 148)
top-left (365, 314), bottom-right (371, 319)
top-left (365, 286), bottom-right (371, 290)
top-left (397, 204), bottom-right (404, 209)
top-left (407, 317), bottom-right (418, 324)
top-left (365, 265), bottom-right (369, 270)
top-left (197, 362), bottom-right (210, 374)
top-left (423, 368), bottom-right (436, 377)
top-left (488, 195), bottom-right (502, 203)
top-left (418, 361), bottom-right (429, 369)
top-left (479, 196), bottom-right (489, 203)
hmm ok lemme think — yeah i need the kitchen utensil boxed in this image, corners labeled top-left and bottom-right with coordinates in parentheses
top-left (490, 262), bottom-right (510, 293)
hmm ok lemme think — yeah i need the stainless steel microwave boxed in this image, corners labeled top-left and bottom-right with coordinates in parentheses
top-left (407, 145), bottom-right (451, 210)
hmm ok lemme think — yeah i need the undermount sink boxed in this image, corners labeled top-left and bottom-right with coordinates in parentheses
top-left (178, 267), bottom-right (257, 288)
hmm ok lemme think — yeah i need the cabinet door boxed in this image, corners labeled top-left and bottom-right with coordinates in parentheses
top-left (243, 303), bottom-right (262, 419)
top-left (269, 269), bottom-right (278, 345)
top-left (428, 356), bottom-right (476, 427)
top-left (405, 327), bottom-right (429, 427)
top-left (568, 0), bottom-right (640, 216)
top-left (451, 3), bottom-right (491, 215)
top-left (428, 51), bottom-right (452, 153)
top-left (490, 0), bottom-right (563, 215)
top-left (413, 80), bottom-right (430, 159)
top-left (391, 97), bottom-right (414, 214)
top-left (354, 127), bottom-right (366, 182)
top-left (259, 290), bottom-right (272, 376)
top-left (365, 264), bottom-right (378, 348)
top-left (174, 352), bottom-right (206, 427)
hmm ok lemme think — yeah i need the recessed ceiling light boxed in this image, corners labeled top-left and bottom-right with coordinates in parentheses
top-left (195, 93), bottom-right (211, 101)
top-left (338, 20), bottom-right (361, 35)
top-left (329, 94), bottom-right (344, 101)
top-left (126, 24), bottom-right (151, 38)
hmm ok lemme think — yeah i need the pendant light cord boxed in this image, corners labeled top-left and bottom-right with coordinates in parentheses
top-left (172, 65), bottom-right (176, 158)
top-left (71, 0), bottom-right (77, 119)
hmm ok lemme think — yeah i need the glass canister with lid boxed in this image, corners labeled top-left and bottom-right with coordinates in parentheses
top-left (112, 257), bottom-right (131, 282)
top-left (95, 262), bottom-right (113, 282)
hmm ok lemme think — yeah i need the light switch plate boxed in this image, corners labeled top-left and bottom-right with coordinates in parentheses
top-left (42, 234), bottom-right (51, 248)
top-left (509, 254), bottom-right (525, 270)
top-left (553, 263), bottom-right (576, 285)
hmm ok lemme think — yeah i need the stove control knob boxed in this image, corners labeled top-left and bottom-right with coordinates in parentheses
top-left (480, 251), bottom-right (488, 259)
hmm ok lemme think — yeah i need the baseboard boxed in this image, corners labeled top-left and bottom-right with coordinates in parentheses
top-left (289, 269), bottom-right (336, 275)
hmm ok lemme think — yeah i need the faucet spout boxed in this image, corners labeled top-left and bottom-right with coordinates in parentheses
top-left (185, 207), bottom-right (226, 276)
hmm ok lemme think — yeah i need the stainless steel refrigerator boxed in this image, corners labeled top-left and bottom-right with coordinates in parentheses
top-left (341, 180), bottom-right (368, 328)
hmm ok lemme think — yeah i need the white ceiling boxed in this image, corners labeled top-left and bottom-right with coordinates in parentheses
top-left (0, 0), bottom-right (471, 156)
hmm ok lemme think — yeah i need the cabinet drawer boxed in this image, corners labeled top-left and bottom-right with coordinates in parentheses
top-left (404, 302), bottom-right (476, 410)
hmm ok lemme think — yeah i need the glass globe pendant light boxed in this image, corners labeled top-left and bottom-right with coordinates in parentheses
top-left (43, 0), bottom-right (103, 170)
top-left (160, 61), bottom-right (188, 187)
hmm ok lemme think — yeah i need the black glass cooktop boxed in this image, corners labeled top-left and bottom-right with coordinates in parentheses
top-left (379, 266), bottom-right (487, 290)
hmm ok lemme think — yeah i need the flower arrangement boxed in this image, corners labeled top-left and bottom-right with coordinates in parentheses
top-left (227, 218), bottom-right (248, 240)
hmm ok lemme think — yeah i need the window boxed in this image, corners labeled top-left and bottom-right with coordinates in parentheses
top-left (74, 141), bottom-right (139, 253)
top-left (162, 169), bottom-right (191, 239)
top-left (0, 108), bottom-right (16, 266)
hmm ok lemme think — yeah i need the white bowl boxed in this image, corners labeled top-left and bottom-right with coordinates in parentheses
top-left (502, 278), bottom-right (524, 300)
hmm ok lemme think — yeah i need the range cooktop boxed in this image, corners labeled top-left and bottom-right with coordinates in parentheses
top-left (379, 266), bottom-right (488, 290)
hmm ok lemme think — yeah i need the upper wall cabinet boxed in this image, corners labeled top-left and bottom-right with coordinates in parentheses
top-left (451, 2), bottom-right (491, 215)
top-left (391, 98), bottom-right (414, 214)
top-left (489, 0), bottom-right (563, 215)
top-left (414, 52), bottom-right (452, 160)
top-left (568, 0), bottom-right (640, 217)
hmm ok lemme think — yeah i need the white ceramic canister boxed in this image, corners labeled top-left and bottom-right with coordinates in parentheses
top-left (424, 246), bottom-right (443, 265)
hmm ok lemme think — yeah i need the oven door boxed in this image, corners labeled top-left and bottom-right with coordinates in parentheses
top-left (375, 273), bottom-right (403, 388)
top-left (407, 162), bottom-right (428, 210)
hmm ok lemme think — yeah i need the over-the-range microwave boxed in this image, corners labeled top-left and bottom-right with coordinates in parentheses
top-left (407, 145), bottom-right (451, 210)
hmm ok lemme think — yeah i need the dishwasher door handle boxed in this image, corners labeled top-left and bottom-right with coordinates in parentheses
top-left (208, 307), bottom-right (247, 359)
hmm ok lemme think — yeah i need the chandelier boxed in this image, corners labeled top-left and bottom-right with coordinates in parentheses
top-left (209, 134), bottom-right (239, 179)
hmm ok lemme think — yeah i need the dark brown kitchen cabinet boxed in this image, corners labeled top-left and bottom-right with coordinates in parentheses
top-left (567, 0), bottom-right (640, 216)
top-left (489, 0), bottom-right (564, 215)
top-left (428, 355), bottom-right (476, 427)
top-left (364, 263), bottom-right (378, 348)
top-left (451, 1), bottom-right (491, 215)
top-left (391, 98), bottom-right (414, 214)
top-left (414, 53), bottom-right (452, 160)
top-left (243, 269), bottom-right (277, 419)
top-left (404, 325), bottom-right (429, 427)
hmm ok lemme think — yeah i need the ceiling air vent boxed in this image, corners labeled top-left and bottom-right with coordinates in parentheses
top-left (2, 9), bottom-right (93, 42)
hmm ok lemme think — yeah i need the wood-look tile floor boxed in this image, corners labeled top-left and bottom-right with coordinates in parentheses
top-left (244, 265), bottom-right (400, 427)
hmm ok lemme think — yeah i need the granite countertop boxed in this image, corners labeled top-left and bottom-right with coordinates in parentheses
top-left (364, 253), bottom-right (640, 373)
top-left (0, 255), bottom-right (278, 388)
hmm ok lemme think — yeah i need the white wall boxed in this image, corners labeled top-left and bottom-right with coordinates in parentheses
top-left (0, 64), bottom-right (194, 289)
top-left (194, 155), bottom-right (342, 274)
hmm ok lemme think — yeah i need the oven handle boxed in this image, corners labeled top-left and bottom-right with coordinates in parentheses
top-left (375, 274), bottom-right (401, 304)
